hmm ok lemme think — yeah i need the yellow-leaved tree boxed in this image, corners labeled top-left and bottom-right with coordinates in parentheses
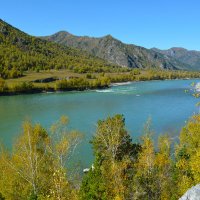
top-left (0, 116), bottom-right (82, 200)
top-left (175, 115), bottom-right (200, 197)
top-left (133, 120), bottom-right (156, 200)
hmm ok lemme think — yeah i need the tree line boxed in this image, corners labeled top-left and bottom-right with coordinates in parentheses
top-left (1, 69), bottom-right (200, 95)
top-left (0, 114), bottom-right (200, 199)
top-left (0, 76), bottom-right (111, 95)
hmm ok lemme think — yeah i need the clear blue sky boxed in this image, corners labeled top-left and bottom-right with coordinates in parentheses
top-left (1, 0), bottom-right (200, 50)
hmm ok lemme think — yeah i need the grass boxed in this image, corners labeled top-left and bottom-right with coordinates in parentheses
top-left (5, 70), bottom-right (84, 87)
top-left (3, 69), bottom-right (198, 95)
top-left (5, 70), bottom-right (136, 88)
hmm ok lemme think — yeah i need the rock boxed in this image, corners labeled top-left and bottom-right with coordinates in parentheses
top-left (179, 184), bottom-right (200, 200)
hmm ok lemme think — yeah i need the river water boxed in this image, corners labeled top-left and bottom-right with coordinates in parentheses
top-left (0, 79), bottom-right (199, 167)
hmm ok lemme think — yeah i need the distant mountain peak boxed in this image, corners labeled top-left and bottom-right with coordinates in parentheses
top-left (152, 47), bottom-right (200, 70)
top-left (56, 30), bottom-right (71, 34)
top-left (42, 31), bottom-right (190, 70)
top-left (171, 47), bottom-right (187, 50)
top-left (52, 31), bottom-right (73, 37)
top-left (0, 19), bottom-right (116, 77)
top-left (103, 34), bottom-right (113, 38)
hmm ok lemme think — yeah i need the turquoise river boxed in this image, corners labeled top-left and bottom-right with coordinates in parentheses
top-left (0, 79), bottom-right (199, 168)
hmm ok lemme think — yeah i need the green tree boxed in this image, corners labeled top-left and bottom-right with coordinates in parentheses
top-left (80, 115), bottom-right (141, 200)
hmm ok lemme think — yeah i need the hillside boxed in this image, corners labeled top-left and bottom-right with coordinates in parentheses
top-left (0, 19), bottom-right (120, 79)
top-left (152, 47), bottom-right (200, 71)
top-left (42, 31), bottom-right (189, 70)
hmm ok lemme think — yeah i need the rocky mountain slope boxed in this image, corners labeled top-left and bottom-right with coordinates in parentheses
top-left (42, 31), bottom-right (189, 70)
top-left (152, 47), bottom-right (200, 71)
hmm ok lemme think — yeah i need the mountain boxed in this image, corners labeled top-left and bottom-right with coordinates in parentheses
top-left (0, 19), bottom-right (118, 78)
top-left (152, 47), bottom-right (200, 71)
top-left (42, 31), bottom-right (189, 70)
top-left (0, 19), bottom-right (197, 77)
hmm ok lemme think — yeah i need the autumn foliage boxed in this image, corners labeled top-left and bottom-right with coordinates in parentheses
top-left (1, 115), bottom-right (200, 199)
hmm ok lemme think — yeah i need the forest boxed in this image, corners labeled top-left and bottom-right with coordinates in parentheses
top-left (0, 114), bottom-right (200, 199)
top-left (0, 19), bottom-right (125, 80)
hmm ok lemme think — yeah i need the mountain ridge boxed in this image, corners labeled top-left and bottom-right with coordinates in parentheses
top-left (42, 31), bottom-right (191, 70)
top-left (0, 19), bottom-right (120, 78)
top-left (152, 47), bottom-right (200, 70)
top-left (1, 18), bottom-right (199, 75)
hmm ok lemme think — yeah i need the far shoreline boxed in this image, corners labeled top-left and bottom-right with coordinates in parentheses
top-left (0, 77), bottom-right (199, 97)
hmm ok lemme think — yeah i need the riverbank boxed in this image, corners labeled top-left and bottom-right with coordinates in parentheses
top-left (1, 69), bottom-right (200, 96)
top-left (0, 77), bottom-right (110, 96)
top-left (0, 77), bottom-right (199, 96)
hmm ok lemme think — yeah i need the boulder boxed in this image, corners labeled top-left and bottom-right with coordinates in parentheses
top-left (179, 184), bottom-right (200, 200)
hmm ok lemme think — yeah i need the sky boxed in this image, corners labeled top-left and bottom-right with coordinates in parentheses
top-left (1, 0), bottom-right (200, 50)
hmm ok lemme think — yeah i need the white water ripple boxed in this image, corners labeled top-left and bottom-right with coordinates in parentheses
top-left (96, 85), bottom-right (137, 94)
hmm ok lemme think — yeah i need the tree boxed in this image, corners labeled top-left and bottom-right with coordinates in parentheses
top-left (175, 115), bottom-right (200, 197)
top-left (0, 122), bottom-right (52, 198)
top-left (92, 114), bottom-right (140, 162)
top-left (0, 116), bottom-right (82, 199)
top-left (0, 78), bottom-right (7, 93)
top-left (80, 115), bottom-right (141, 200)
top-left (133, 122), bottom-right (156, 200)
top-left (154, 135), bottom-right (174, 200)
top-left (49, 116), bottom-right (82, 200)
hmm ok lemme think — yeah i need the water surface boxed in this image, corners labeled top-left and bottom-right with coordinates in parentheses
top-left (0, 79), bottom-right (199, 167)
